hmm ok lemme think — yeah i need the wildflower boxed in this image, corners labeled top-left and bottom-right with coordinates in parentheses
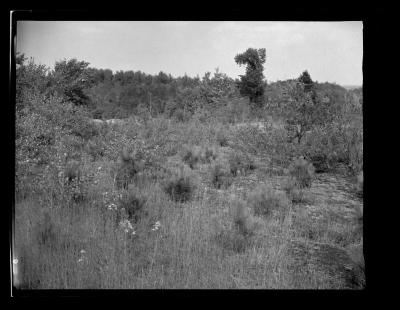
top-left (151, 221), bottom-right (161, 231)
top-left (80, 249), bottom-right (86, 254)
top-left (107, 203), bottom-right (117, 211)
top-left (13, 258), bottom-right (18, 265)
top-left (119, 219), bottom-right (134, 232)
top-left (97, 166), bottom-right (102, 171)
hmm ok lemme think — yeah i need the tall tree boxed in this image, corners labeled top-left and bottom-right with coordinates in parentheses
top-left (234, 48), bottom-right (266, 104)
top-left (48, 58), bottom-right (91, 105)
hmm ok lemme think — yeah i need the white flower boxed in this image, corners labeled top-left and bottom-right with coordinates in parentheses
top-left (107, 203), bottom-right (117, 211)
top-left (13, 258), bottom-right (18, 265)
top-left (119, 219), bottom-right (134, 232)
top-left (80, 249), bottom-right (86, 254)
top-left (97, 166), bottom-right (102, 171)
top-left (152, 221), bottom-right (161, 231)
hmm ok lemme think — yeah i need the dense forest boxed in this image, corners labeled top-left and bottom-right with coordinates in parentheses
top-left (14, 48), bottom-right (363, 290)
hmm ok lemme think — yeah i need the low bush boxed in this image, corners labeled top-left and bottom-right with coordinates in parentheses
top-left (64, 160), bottom-right (81, 184)
top-left (114, 147), bottom-right (145, 190)
top-left (288, 157), bottom-right (315, 188)
top-left (181, 144), bottom-right (219, 169)
top-left (302, 121), bottom-right (363, 174)
top-left (203, 145), bottom-right (218, 162)
top-left (173, 108), bottom-right (192, 123)
top-left (225, 97), bottom-right (251, 124)
top-left (85, 138), bottom-right (105, 161)
top-left (228, 151), bottom-right (256, 176)
top-left (213, 229), bottom-right (248, 253)
top-left (118, 186), bottom-right (148, 223)
top-left (283, 178), bottom-right (309, 204)
top-left (63, 160), bottom-right (92, 203)
top-left (209, 159), bottom-right (232, 189)
top-left (181, 145), bottom-right (203, 169)
top-left (247, 184), bottom-right (290, 218)
top-left (231, 199), bottom-right (262, 237)
top-left (215, 128), bottom-right (229, 147)
top-left (164, 165), bottom-right (196, 203)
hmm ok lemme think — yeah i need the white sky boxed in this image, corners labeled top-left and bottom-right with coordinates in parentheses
top-left (16, 21), bottom-right (363, 86)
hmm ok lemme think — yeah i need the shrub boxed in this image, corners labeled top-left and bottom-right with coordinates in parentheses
top-left (63, 160), bottom-right (91, 203)
top-left (71, 118), bottom-right (99, 141)
top-left (215, 128), bottom-right (229, 147)
top-left (34, 212), bottom-right (58, 248)
top-left (288, 156), bottom-right (315, 188)
top-left (115, 147), bottom-right (143, 190)
top-left (247, 184), bottom-right (290, 218)
top-left (118, 186), bottom-right (148, 223)
top-left (231, 199), bottom-right (262, 237)
top-left (173, 108), bottom-right (191, 123)
top-left (64, 160), bottom-right (81, 184)
top-left (181, 145), bottom-right (203, 169)
top-left (164, 165), bottom-right (196, 203)
top-left (283, 178), bottom-right (308, 204)
top-left (303, 121), bottom-right (363, 174)
top-left (224, 97), bottom-right (251, 124)
top-left (85, 138), bottom-right (105, 161)
top-left (209, 159), bottom-right (232, 189)
top-left (182, 144), bottom-right (219, 169)
top-left (203, 145), bottom-right (218, 163)
top-left (228, 151), bottom-right (256, 176)
top-left (63, 135), bottom-right (85, 154)
top-left (214, 229), bottom-right (248, 253)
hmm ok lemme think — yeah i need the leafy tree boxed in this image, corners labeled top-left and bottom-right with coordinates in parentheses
top-left (298, 70), bottom-right (314, 93)
top-left (16, 53), bottom-right (50, 112)
top-left (48, 58), bottom-right (91, 105)
top-left (234, 48), bottom-right (266, 104)
top-left (199, 68), bottom-right (236, 108)
top-left (284, 71), bottom-right (330, 144)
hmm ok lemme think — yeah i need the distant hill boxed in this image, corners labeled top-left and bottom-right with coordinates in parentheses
top-left (342, 85), bottom-right (362, 90)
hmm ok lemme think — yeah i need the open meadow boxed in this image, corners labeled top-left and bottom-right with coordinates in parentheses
top-left (13, 22), bottom-right (363, 289)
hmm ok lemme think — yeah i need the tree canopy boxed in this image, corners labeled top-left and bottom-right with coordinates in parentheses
top-left (234, 48), bottom-right (266, 105)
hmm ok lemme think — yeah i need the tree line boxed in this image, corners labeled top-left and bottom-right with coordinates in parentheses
top-left (16, 48), bottom-right (362, 139)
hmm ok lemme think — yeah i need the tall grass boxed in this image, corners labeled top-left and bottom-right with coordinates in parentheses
top-left (15, 103), bottom-right (363, 289)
